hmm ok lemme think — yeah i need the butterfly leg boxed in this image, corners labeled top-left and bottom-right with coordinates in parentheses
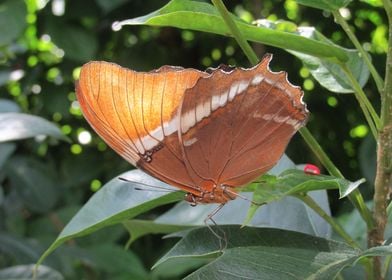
top-left (204, 203), bottom-right (228, 251)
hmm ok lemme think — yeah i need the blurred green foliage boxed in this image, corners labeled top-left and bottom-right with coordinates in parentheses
top-left (0, 0), bottom-right (387, 279)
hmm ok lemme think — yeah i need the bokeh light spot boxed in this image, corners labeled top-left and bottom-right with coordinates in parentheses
top-left (211, 49), bottom-right (222, 61)
top-left (53, 112), bottom-right (62, 122)
top-left (350, 125), bottom-right (368, 138)
top-left (61, 125), bottom-right (72, 135)
top-left (78, 130), bottom-right (92, 145)
top-left (90, 179), bottom-right (102, 192)
top-left (303, 79), bottom-right (314, 91)
top-left (71, 144), bottom-right (82, 154)
top-left (327, 96), bottom-right (338, 107)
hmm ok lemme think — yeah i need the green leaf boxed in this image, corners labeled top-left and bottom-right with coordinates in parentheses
top-left (0, 232), bottom-right (42, 263)
top-left (0, 99), bottom-right (21, 113)
top-left (251, 169), bottom-right (361, 203)
top-left (360, 245), bottom-right (392, 257)
top-left (151, 257), bottom-right (208, 280)
top-left (245, 170), bottom-right (363, 223)
top-left (37, 170), bottom-right (183, 266)
top-left (0, 71), bottom-right (12, 88)
top-left (359, 0), bottom-right (383, 7)
top-left (118, 0), bottom-right (369, 93)
top-left (0, 113), bottom-right (67, 142)
top-left (339, 178), bottom-right (366, 198)
top-left (0, 0), bottom-right (27, 46)
top-left (88, 244), bottom-right (149, 279)
top-left (0, 264), bottom-right (63, 280)
top-left (254, 20), bottom-right (369, 93)
top-left (116, 0), bottom-right (348, 62)
top-left (0, 186), bottom-right (3, 207)
top-left (338, 201), bottom-right (392, 247)
top-left (287, 27), bottom-right (370, 93)
top-left (28, 205), bottom-right (81, 245)
top-left (5, 156), bottom-right (60, 213)
top-left (296, 0), bottom-right (352, 11)
top-left (156, 193), bottom-right (331, 238)
top-left (157, 227), bottom-right (392, 279)
top-left (0, 142), bottom-right (16, 169)
top-left (123, 219), bottom-right (195, 246)
top-left (154, 226), bottom-right (360, 279)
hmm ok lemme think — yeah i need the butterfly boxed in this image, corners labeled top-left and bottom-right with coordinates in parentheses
top-left (76, 54), bottom-right (308, 206)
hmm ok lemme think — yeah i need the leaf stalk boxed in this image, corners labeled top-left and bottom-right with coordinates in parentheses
top-left (211, 0), bottom-right (259, 65)
top-left (293, 194), bottom-right (360, 249)
top-left (333, 10), bottom-right (384, 95)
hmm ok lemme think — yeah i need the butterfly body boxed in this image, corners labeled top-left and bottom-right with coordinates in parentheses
top-left (76, 54), bottom-right (308, 205)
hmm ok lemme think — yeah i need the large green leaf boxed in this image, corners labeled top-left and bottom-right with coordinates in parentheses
top-left (0, 233), bottom-right (42, 264)
top-left (117, 0), bottom-right (370, 94)
top-left (154, 226), bottom-right (359, 279)
top-left (5, 156), bottom-right (60, 213)
top-left (0, 0), bottom-right (27, 46)
top-left (116, 0), bottom-right (348, 62)
top-left (37, 170), bottom-right (183, 266)
top-left (0, 264), bottom-right (63, 280)
top-left (87, 244), bottom-right (149, 280)
top-left (122, 219), bottom-right (195, 247)
top-left (0, 98), bottom-right (20, 113)
top-left (296, 0), bottom-right (352, 11)
top-left (154, 226), bottom-right (392, 279)
top-left (157, 192), bottom-right (331, 236)
top-left (0, 113), bottom-right (67, 142)
top-left (0, 142), bottom-right (15, 169)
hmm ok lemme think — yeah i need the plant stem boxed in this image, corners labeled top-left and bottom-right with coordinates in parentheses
top-left (333, 10), bottom-right (384, 95)
top-left (341, 64), bottom-right (380, 138)
top-left (369, 1), bottom-right (392, 279)
top-left (294, 194), bottom-right (361, 249)
top-left (211, 0), bottom-right (259, 65)
top-left (299, 127), bottom-right (374, 229)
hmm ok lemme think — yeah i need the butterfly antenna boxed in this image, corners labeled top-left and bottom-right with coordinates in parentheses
top-left (224, 187), bottom-right (265, 207)
top-left (118, 177), bottom-right (178, 193)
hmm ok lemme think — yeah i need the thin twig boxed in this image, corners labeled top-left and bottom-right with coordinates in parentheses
top-left (341, 64), bottom-right (380, 138)
top-left (299, 127), bottom-right (374, 229)
top-left (211, 0), bottom-right (259, 65)
top-left (294, 194), bottom-right (361, 249)
top-left (333, 10), bottom-right (384, 95)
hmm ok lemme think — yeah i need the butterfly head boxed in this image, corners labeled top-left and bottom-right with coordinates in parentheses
top-left (185, 183), bottom-right (238, 205)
